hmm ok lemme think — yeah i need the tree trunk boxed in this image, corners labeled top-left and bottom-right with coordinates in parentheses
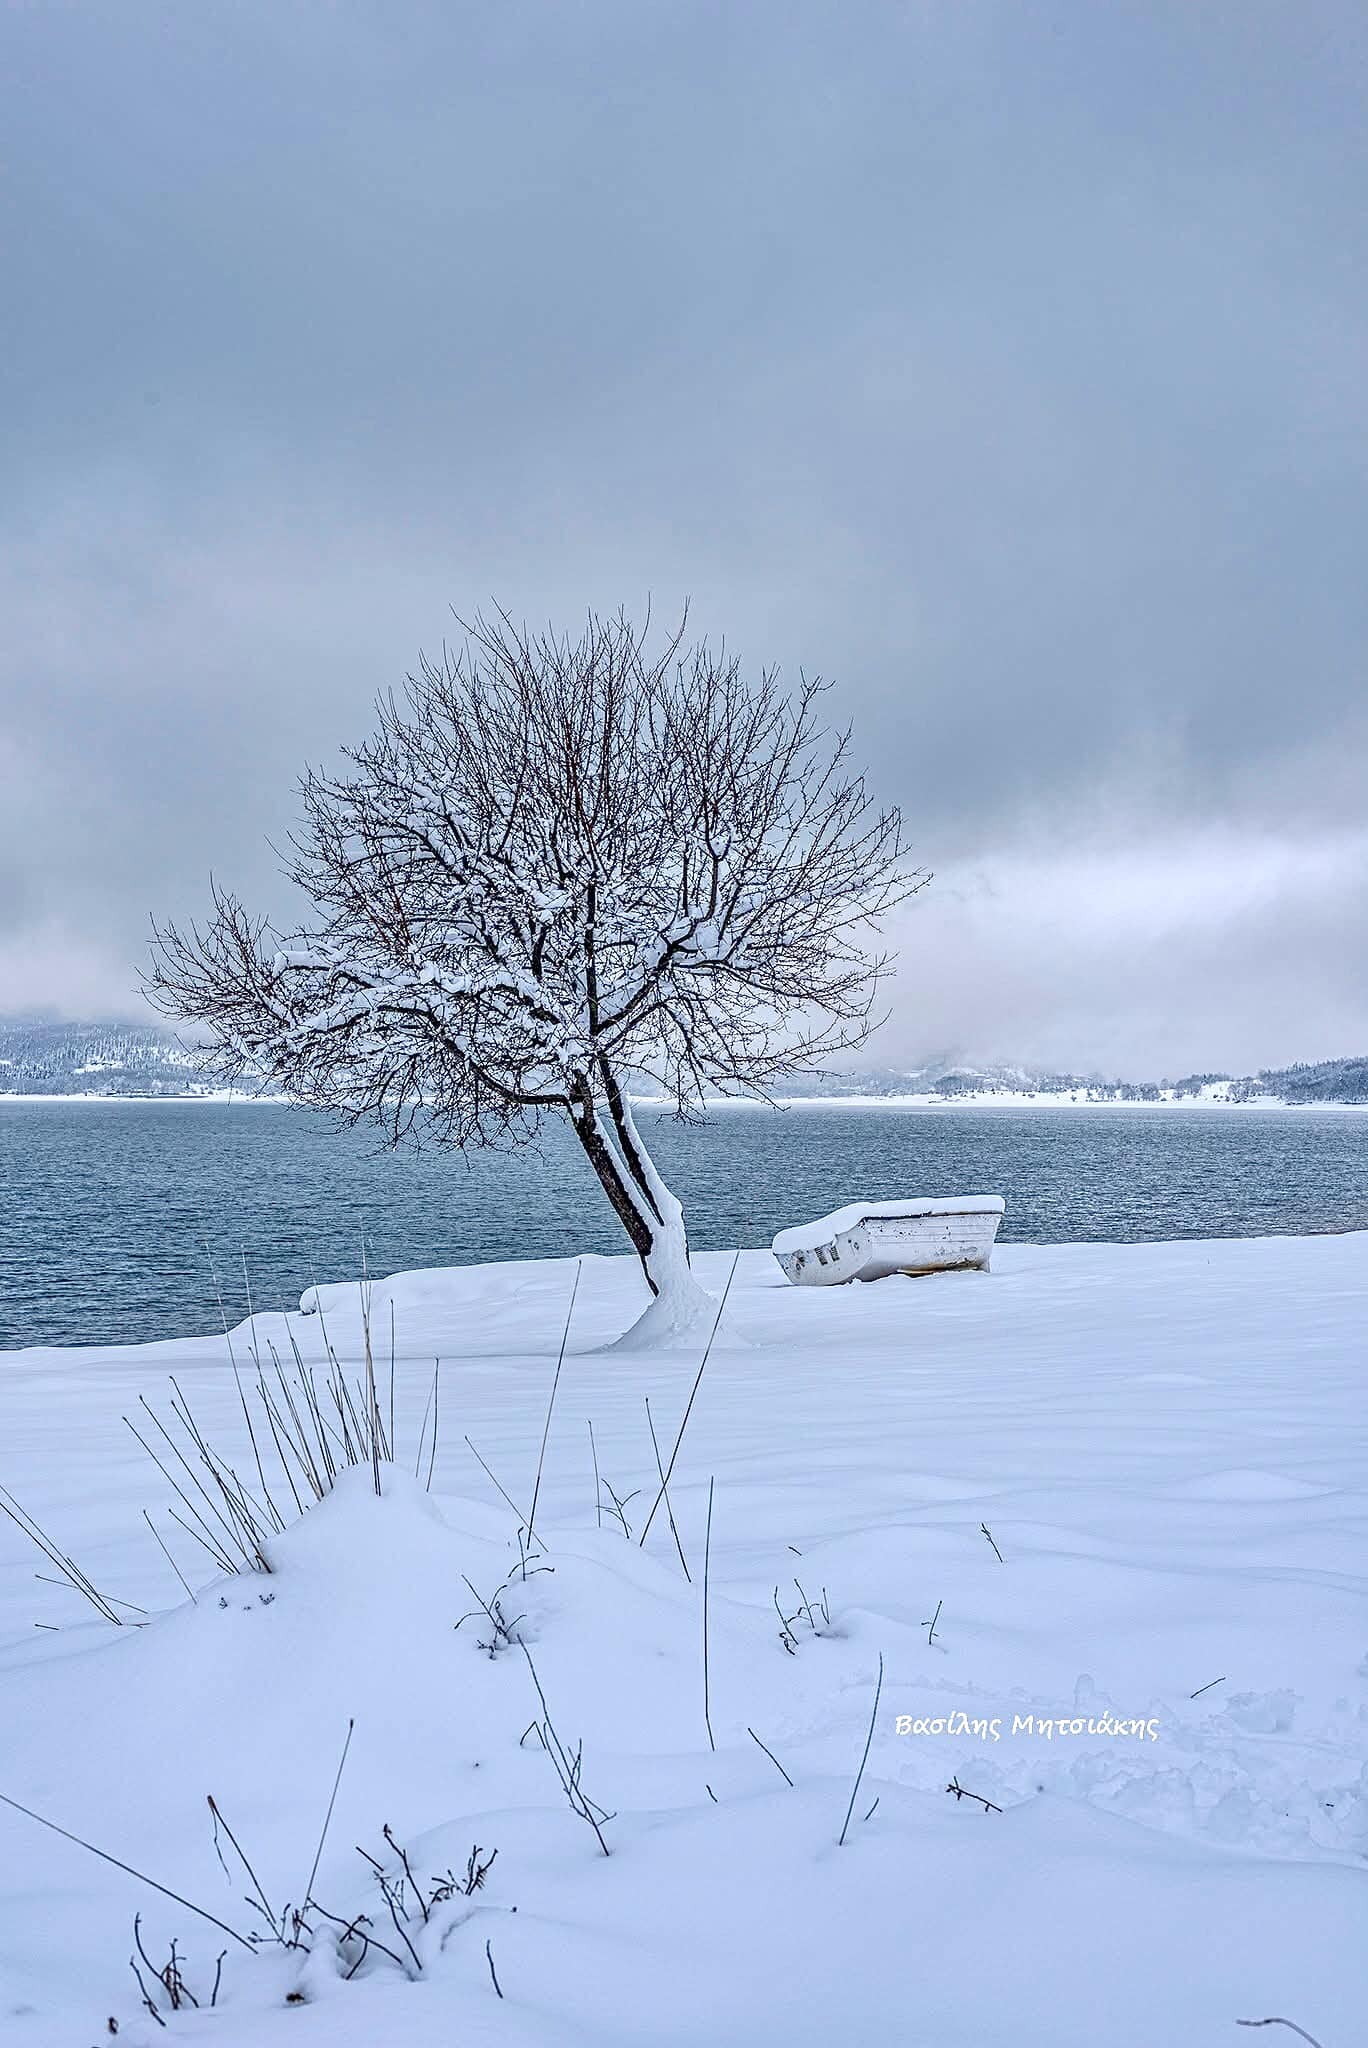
top-left (568, 1076), bottom-right (656, 1273)
top-left (566, 1069), bottom-right (711, 1342)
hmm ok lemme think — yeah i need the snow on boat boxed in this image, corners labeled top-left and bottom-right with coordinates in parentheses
top-left (771, 1195), bottom-right (1006, 1286)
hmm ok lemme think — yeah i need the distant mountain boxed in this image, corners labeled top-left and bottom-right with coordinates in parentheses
top-left (1258, 1056), bottom-right (1368, 1105)
top-left (0, 1015), bottom-right (224, 1096)
top-left (2, 1016), bottom-right (1365, 1106)
top-left (763, 1055), bottom-right (1368, 1107)
top-left (762, 1061), bottom-right (1183, 1100)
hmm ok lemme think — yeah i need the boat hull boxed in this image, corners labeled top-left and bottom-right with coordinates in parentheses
top-left (772, 1202), bottom-right (1004, 1287)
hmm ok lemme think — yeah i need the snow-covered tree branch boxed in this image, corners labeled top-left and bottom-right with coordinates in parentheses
top-left (147, 609), bottom-right (925, 1340)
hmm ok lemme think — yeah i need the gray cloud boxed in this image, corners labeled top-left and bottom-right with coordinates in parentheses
top-left (2, 1), bottom-right (1365, 1068)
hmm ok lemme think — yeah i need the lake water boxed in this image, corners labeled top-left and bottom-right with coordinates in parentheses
top-left (1, 1099), bottom-right (1366, 1351)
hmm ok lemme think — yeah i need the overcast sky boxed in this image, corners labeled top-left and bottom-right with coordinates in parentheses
top-left (3, 1), bottom-right (1365, 1075)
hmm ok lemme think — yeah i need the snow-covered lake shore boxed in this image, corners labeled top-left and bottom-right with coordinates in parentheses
top-left (2, 1235), bottom-right (1365, 2044)
top-left (6, 1088), bottom-right (1368, 1108)
top-left (650, 1091), bottom-right (1368, 1111)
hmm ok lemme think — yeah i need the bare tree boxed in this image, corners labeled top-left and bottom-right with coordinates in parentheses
top-left (147, 610), bottom-right (921, 1341)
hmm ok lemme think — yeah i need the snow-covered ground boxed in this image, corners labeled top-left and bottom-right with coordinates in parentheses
top-left (2, 1236), bottom-right (1364, 2044)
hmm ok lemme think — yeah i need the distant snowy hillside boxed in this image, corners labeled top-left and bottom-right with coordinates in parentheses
top-left (0, 1015), bottom-right (221, 1095)
top-left (3, 1016), bottom-right (1366, 1105)
top-left (762, 1060), bottom-right (1208, 1102)
top-left (765, 1055), bottom-right (1368, 1106)
top-left (1260, 1054), bottom-right (1368, 1104)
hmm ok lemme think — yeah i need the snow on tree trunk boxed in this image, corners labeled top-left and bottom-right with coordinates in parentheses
top-left (612, 1093), bottom-right (711, 1346)
top-left (572, 1082), bottom-right (712, 1346)
top-left (615, 1198), bottom-right (712, 1348)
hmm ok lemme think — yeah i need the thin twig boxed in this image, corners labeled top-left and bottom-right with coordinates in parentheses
top-left (130, 1949), bottom-right (167, 2026)
top-left (702, 1475), bottom-right (716, 1751)
top-left (746, 1725), bottom-right (794, 1787)
top-left (378, 1880), bottom-right (422, 1973)
top-left (601, 1477), bottom-right (638, 1538)
top-left (207, 1242), bottom-right (275, 1526)
top-left (302, 1719), bottom-right (355, 1915)
top-left (382, 1824), bottom-right (427, 1924)
top-left (33, 1573), bottom-right (146, 1617)
top-left (237, 1252), bottom-right (285, 1531)
top-left (414, 1363), bottom-right (436, 1481)
top-left (520, 1643), bottom-right (612, 1855)
top-left (134, 1913), bottom-right (197, 2009)
top-left (426, 1360), bottom-right (440, 1491)
top-left (309, 1896), bottom-right (407, 1973)
top-left (639, 1251), bottom-right (740, 1546)
top-left (253, 1372), bottom-right (306, 1520)
top-left (143, 1508), bottom-right (197, 1605)
top-left (206, 1796), bottom-right (280, 1940)
top-left (645, 1394), bottom-right (691, 1579)
top-left (359, 1264), bottom-right (382, 1497)
top-left (588, 1419), bottom-right (602, 1530)
top-left (0, 1790), bottom-right (253, 1948)
top-left (125, 1405), bottom-right (248, 1569)
top-left (945, 1775), bottom-right (1002, 1814)
top-left (166, 1505), bottom-right (237, 1577)
top-left (0, 1484), bottom-right (125, 1624)
top-left (527, 1260), bottom-right (581, 1551)
top-left (464, 1436), bottom-right (522, 1520)
top-left (458, 1573), bottom-right (526, 1652)
top-left (837, 1652), bottom-right (883, 1846)
top-left (485, 1937), bottom-right (504, 1998)
top-left (1236, 2023), bottom-right (1325, 2047)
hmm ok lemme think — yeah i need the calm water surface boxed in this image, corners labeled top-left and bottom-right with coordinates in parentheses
top-left (2, 1100), bottom-right (1366, 1350)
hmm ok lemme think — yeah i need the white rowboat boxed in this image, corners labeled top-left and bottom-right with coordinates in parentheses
top-left (771, 1196), bottom-right (1005, 1286)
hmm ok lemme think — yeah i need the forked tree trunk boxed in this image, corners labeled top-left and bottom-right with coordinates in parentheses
top-left (567, 1069), bottom-right (711, 1340)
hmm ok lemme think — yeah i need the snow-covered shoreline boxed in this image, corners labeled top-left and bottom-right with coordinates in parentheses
top-left (6, 1087), bottom-right (1368, 1111)
top-left (641, 1088), bottom-right (1368, 1111)
top-left (0, 1088), bottom-right (289, 1104)
top-left (1, 1234), bottom-right (1365, 2045)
